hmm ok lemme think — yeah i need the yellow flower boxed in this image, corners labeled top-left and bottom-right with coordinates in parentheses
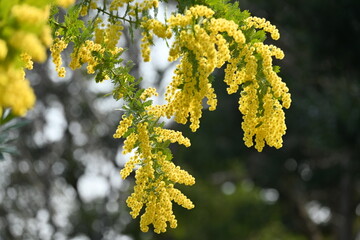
top-left (70, 40), bottom-right (120, 75)
top-left (9, 31), bottom-right (46, 62)
top-left (169, 187), bottom-right (194, 209)
top-left (20, 53), bottom-right (33, 70)
top-left (0, 39), bottom-right (8, 60)
top-left (50, 38), bottom-right (68, 77)
top-left (125, 153), bottom-right (195, 233)
top-left (157, 155), bottom-right (195, 186)
top-left (140, 31), bottom-right (152, 62)
top-left (80, 5), bottom-right (88, 17)
top-left (188, 5), bottom-right (215, 19)
top-left (122, 132), bottom-right (138, 154)
top-left (56, 0), bottom-right (76, 8)
top-left (137, 122), bottom-right (152, 158)
top-left (153, 127), bottom-right (191, 147)
top-left (94, 18), bottom-right (104, 44)
top-left (104, 21), bottom-right (124, 49)
top-left (113, 114), bottom-right (134, 138)
top-left (143, 19), bottom-right (172, 39)
top-left (11, 4), bottom-right (50, 25)
top-left (0, 66), bottom-right (35, 116)
top-left (41, 25), bottom-right (53, 47)
top-left (120, 154), bottom-right (140, 179)
top-left (140, 87), bottom-right (158, 101)
top-left (90, 0), bottom-right (98, 9)
top-left (243, 16), bottom-right (280, 40)
top-left (119, 121), bottom-right (195, 233)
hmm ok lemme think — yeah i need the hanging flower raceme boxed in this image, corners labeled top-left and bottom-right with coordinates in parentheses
top-left (43, 0), bottom-right (291, 233)
top-left (117, 118), bottom-right (195, 233)
top-left (144, 4), bottom-right (290, 151)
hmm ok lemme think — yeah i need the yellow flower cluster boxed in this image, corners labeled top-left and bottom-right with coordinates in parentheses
top-left (141, 18), bottom-right (172, 39)
top-left (157, 155), bottom-right (195, 186)
top-left (113, 114), bottom-right (134, 138)
top-left (11, 4), bottom-right (49, 26)
top-left (242, 16), bottom-right (280, 40)
top-left (120, 154), bottom-right (140, 179)
top-left (140, 31), bottom-right (152, 62)
top-left (239, 86), bottom-right (288, 151)
top-left (109, 0), bottom-right (132, 11)
top-left (140, 87), bottom-right (159, 101)
top-left (0, 65), bottom-right (35, 116)
top-left (132, 0), bottom-right (159, 13)
top-left (110, 0), bottom-right (157, 13)
top-left (140, 18), bottom-right (172, 62)
top-left (153, 127), bottom-right (191, 147)
top-left (224, 44), bottom-right (256, 94)
top-left (50, 38), bottom-right (68, 77)
top-left (70, 40), bottom-right (103, 73)
top-left (137, 122), bottom-right (152, 157)
top-left (168, 5), bottom-right (215, 27)
top-left (68, 40), bottom-right (122, 76)
top-left (122, 132), bottom-right (138, 154)
top-left (104, 21), bottom-right (124, 50)
top-left (156, 53), bottom-right (211, 132)
top-left (146, 5), bottom-right (247, 132)
top-left (42, 26), bottom-right (53, 47)
top-left (63, 0), bottom-right (292, 232)
top-left (9, 4), bottom-right (52, 62)
top-left (94, 18), bottom-right (104, 44)
top-left (0, 1), bottom-right (61, 116)
top-left (253, 42), bottom-right (291, 108)
top-left (94, 18), bottom-right (124, 50)
top-left (80, 4), bottom-right (89, 17)
top-left (115, 116), bottom-right (194, 233)
top-left (20, 53), bottom-right (33, 70)
top-left (90, 0), bottom-right (98, 9)
top-left (9, 31), bottom-right (47, 63)
top-left (143, 5), bottom-right (291, 151)
top-left (56, 0), bottom-right (76, 8)
top-left (227, 41), bottom-right (290, 151)
top-left (125, 150), bottom-right (194, 233)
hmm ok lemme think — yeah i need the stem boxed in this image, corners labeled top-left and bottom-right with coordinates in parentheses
top-left (96, 7), bottom-right (137, 24)
top-left (49, 19), bottom-right (68, 30)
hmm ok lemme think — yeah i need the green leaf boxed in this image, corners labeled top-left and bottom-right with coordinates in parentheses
top-left (143, 100), bottom-right (153, 107)
top-left (162, 147), bottom-right (173, 161)
top-left (253, 30), bottom-right (267, 42)
top-left (208, 74), bottom-right (215, 84)
top-left (273, 65), bottom-right (281, 73)
top-left (95, 71), bottom-right (105, 83)
top-left (123, 127), bottom-right (135, 138)
top-left (255, 121), bottom-right (263, 128)
top-left (1, 120), bottom-right (30, 133)
top-left (134, 89), bottom-right (145, 99)
top-left (158, 122), bottom-right (166, 128)
top-left (0, 146), bottom-right (17, 154)
top-left (202, 0), bottom-right (250, 23)
top-left (0, 133), bottom-right (9, 144)
top-left (0, 109), bottom-right (15, 125)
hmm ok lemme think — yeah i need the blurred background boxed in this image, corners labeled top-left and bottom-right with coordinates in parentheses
top-left (0, 0), bottom-right (360, 239)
